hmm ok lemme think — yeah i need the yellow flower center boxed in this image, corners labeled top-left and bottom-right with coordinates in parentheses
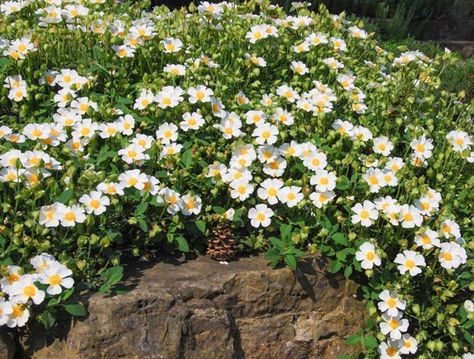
top-left (48, 274), bottom-right (62, 286)
top-left (90, 199), bottom-right (101, 209)
top-left (23, 285), bottom-right (36, 297)
top-left (387, 298), bottom-right (397, 308)
top-left (360, 210), bottom-right (370, 219)
top-left (64, 211), bottom-right (76, 221)
top-left (405, 259), bottom-right (415, 269)
top-left (366, 251), bottom-right (375, 261)
top-left (442, 252), bottom-right (453, 261)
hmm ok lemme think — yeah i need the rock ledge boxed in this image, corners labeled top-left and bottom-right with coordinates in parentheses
top-left (15, 255), bottom-right (365, 359)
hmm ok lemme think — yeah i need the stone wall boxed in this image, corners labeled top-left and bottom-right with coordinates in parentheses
top-left (2, 255), bottom-right (366, 358)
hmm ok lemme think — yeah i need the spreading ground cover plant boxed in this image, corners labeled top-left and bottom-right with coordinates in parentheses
top-left (0, 0), bottom-right (473, 357)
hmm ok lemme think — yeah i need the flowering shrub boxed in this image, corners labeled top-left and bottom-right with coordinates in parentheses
top-left (0, 0), bottom-right (473, 357)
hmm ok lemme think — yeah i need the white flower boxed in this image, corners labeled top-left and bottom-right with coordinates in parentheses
top-left (246, 24), bottom-right (269, 43)
top-left (278, 186), bottom-right (303, 208)
top-left (164, 64), bottom-right (186, 76)
top-left (6, 300), bottom-right (30, 328)
top-left (363, 168), bottom-right (383, 193)
top-left (355, 242), bottom-right (381, 269)
top-left (155, 86), bottom-right (184, 109)
top-left (309, 191), bottom-right (335, 208)
top-left (134, 89), bottom-right (155, 110)
top-left (39, 263), bottom-right (74, 295)
top-left (230, 180), bottom-right (254, 201)
top-left (373, 136), bottom-right (394, 156)
top-left (248, 204), bottom-right (274, 228)
top-left (187, 85), bottom-right (213, 103)
top-left (380, 313), bottom-right (409, 340)
top-left (79, 191), bottom-right (110, 215)
top-left (119, 169), bottom-right (148, 190)
top-left (351, 201), bottom-right (378, 227)
top-left (9, 274), bottom-right (45, 305)
top-left (438, 242), bottom-right (467, 269)
top-left (414, 228), bottom-right (440, 249)
top-left (30, 253), bottom-right (57, 273)
top-left (161, 37), bottom-right (183, 53)
top-left (410, 135), bottom-right (433, 159)
top-left (97, 182), bottom-right (125, 196)
top-left (252, 123), bottom-right (279, 145)
top-left (378, 339), bottom-right (402, 359)
top-left (39, 203), bottom-right (65, 228)
top-left (394, 250), bottom-right (426, 276)
top-left (180, 112), bottom-right (205, 131)
top-left (157, 188), bottom-right (182, 214)
top-left (310, 169), bottom-right (336, 192)
top-left (399, 205), bottom-right (423, 228)
top-left (180, 194), bottom-right (202, 216)
top-left (399, 334), bottom-right (418, 355)
top-left (0, 265), bottom-right (22, 292)
top-left (440, 219), bottom-right (461, 239)
top-left (464, 300), bottom-right (474, 313)
top-left (156, 122), bottom-right (179, 144)
top-left (117, 114), bottom-right (135, 136)
top-left (59, 205), bottom-right (86, 227)
top-left (447, 130), bottom-right (472, 152)
top-left (378, 290), bottom-right (406, 317)
top-left (245, 110), bottom-right (267, 126)
top-left (257, 178), bottom-right (283, 205)
top-left (0, 299), bottom-right (13, 326)
top-left (290, 61), bottom-right (308, 75)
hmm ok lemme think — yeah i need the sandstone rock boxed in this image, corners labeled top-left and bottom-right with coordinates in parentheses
top-left (21, 255), bottom-right (365, 359)
top-left (0, 329), bottom-right (16, 359)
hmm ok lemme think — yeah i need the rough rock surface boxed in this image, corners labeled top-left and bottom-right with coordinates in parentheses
top-left (0, 329), bottom-right (16, 359)
top-left (21, 255), bottom-right (365, 359)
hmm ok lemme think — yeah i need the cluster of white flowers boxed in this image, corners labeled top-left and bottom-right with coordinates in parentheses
top-left (377, 290), bottom-right (418, 358)
top-left (0, 254), bottom-right (74, 328)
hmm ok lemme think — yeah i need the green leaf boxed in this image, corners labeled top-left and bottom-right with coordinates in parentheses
top-left (195, 220), bottom-right (206, 234)
top-left (330, 260), bottom-right (343, 273)
top-left (134, 202), bottom-right (148, 216)
top-left (331, 232), bottom-right (348, 246)
top-left (181, 149), bottom-right (193, 168)
top-left (346, 334), bottom-right (361, 345)
top-left (138, 218), bottom-right (148, 232)
top-left (280, 223), bottom-right (292, 240)
top-left (0, 234), bottom-right (4, 249)
top-left (213, 206), bottom-right (226, 214)
top-left (101, 266), bottom-right (123, 285)
top-left (362, 335), bottom-right (378, 349)
top-left (264, 250), bottom-right (282, 268)
top-left (57, 189), bottom-right (74, 204)
top-left (336, 176), bottom-right (351, 190)
top-left (39, 310), bottom-right (56, 329)
top-left (344, 265), bottom-right (353, 278)
top-left (175, 235), bottom-right (189, 252)
top-left (64, 303), bottom-right (87, 317)
top-left (284, 254), bottom-right (297, 270)
top-left (270, 237), bottom-right (284, 251)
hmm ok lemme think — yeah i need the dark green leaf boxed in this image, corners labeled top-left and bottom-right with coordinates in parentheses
top-left (362, 335), bottom-right (378, 349)
top-left (175, 235), bottom-right (189, 252)
top-left (195, 220), bottom-right (206, 234)
top-left (332, 232), bottom-right (348, 246)
top-left (39, 310), bottom-right (56, 329)
top-left (181, 149), bottom-right (193, 168)
top-left (330, 260), bottom-right (343, 273)
top-left (134, 202), bottom-right (148, 216)
top-left (64, 303), bottom-right (87, 317)
top-left (346, 334), bottom-right (361, 345)
top-left (58, 189), bottom-right (74, 204)
top-left (284, 254), bottom-right (297, 270)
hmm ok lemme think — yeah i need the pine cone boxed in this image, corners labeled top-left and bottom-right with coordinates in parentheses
top-left (206, 223), bottom-right (237, 261)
